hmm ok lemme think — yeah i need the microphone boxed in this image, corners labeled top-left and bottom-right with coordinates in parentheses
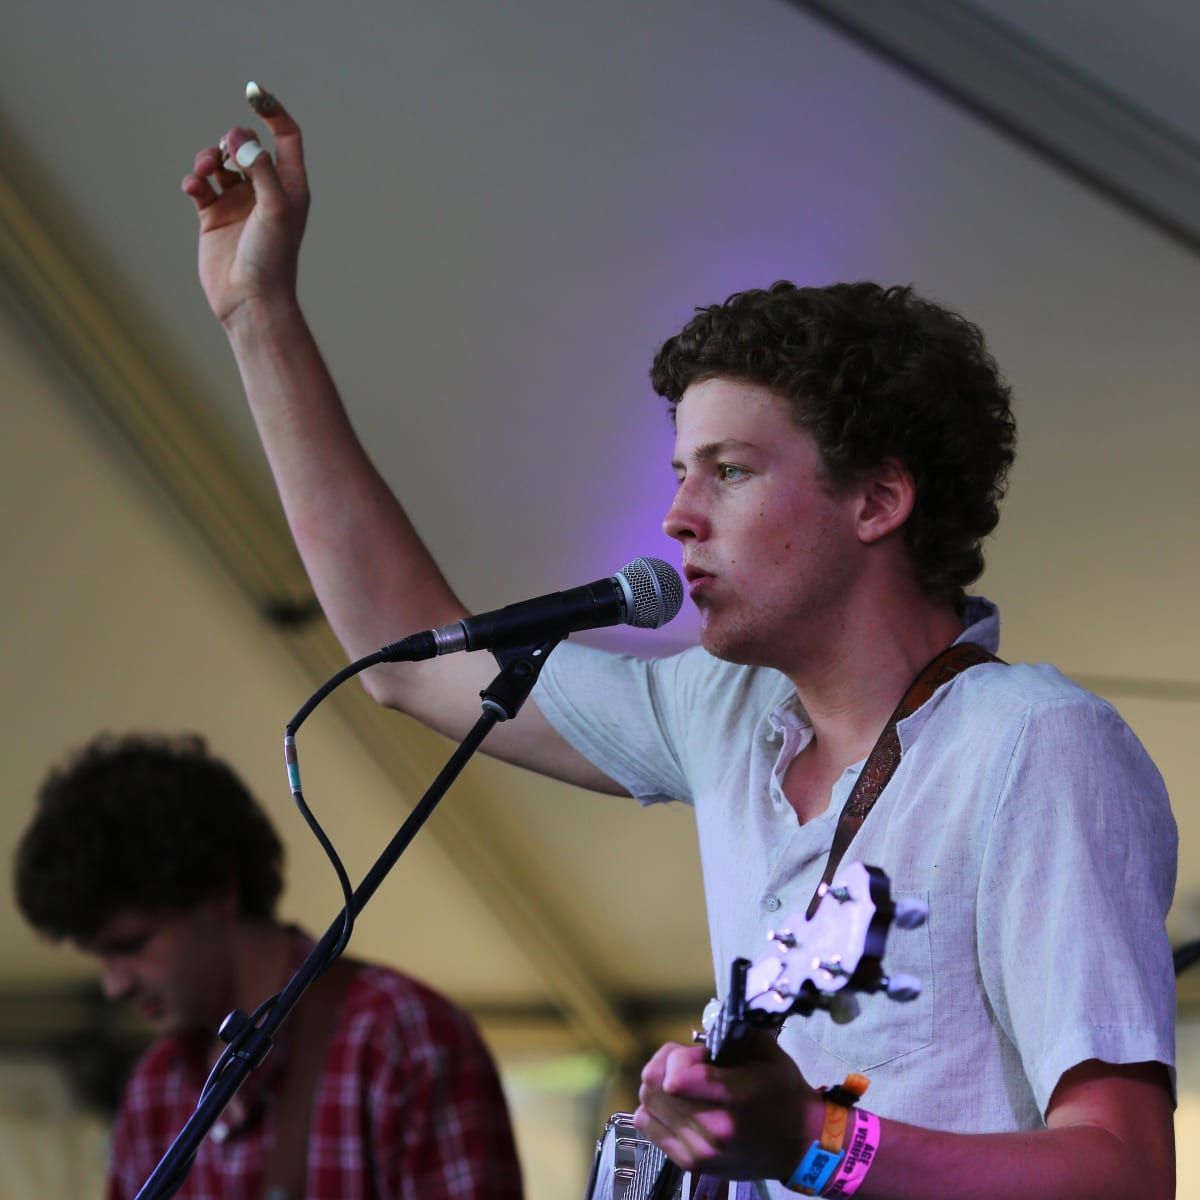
top-left (379, 557), bottom-right (684, 662)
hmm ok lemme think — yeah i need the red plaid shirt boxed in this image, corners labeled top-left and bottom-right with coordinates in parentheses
top-left (106, 950), bottom-right (522, 1200)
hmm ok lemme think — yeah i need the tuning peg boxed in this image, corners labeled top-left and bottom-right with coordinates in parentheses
top-left (827, 993), bottom-right (861, 1024)
top-left (768, 927), bottom-right (797, 948)
top-left (700, 997), bottom-right (722, 1033)
top-left (883, 972), bottom-right (922, 1002)
top-left (893, 897), bottom-right (929, 930)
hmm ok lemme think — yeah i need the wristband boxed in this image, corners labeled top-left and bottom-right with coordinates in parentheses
top-left (785, 1143), bottom-right (842, 1195)
top-left (783, 1073), bottom-right (870, 1195)
top-left (824, 1108), bottom-right (881, 1197)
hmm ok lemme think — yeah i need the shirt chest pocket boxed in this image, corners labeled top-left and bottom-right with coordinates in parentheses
top-left (789, 889), bottom-right (934, 1071)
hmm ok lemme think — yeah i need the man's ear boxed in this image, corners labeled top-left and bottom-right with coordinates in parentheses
top-left (855, 457), bottom-right (915, 545)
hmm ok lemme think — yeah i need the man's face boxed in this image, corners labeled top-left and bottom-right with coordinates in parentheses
top-left (77, 898), bottom-right (236, 1036)
top-left (663, 378), bottom-right (863, 668)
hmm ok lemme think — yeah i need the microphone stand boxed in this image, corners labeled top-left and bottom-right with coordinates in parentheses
top-left (1176, 939), bottom-right (1200, 977)
top-left (135, 637), bottom-right (562, 1200)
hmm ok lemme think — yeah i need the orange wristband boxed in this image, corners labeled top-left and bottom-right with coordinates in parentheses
top-left (818, 1073), bottom-right (870, 1152)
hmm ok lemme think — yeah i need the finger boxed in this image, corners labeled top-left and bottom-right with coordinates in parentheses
top-left (221, 126), bottom-right (290, 217)
top-left (195, 139), bottom-right (246, 190)
top-left (181, 171), bottom-right (219, 212)
top-left (194, 147), bottom-right (221, 175)
top-left (643, 1081), bottom-right (737, 1141)
top-left (640, 1042), bottom-right (677, 1090)
top-left (633, 1105), bottom-right (726, 1173)
top-left (243, 81), bottom-right (307, 196)
top-left (640, 1043), bottom-right (732, 1106)
top-left (212, 164), bottom-right (249, 191)
top-left (643, 1088), bottom-right (736, 1146)
top-left (633, 1105), bottom-right (699, 1169)
top-left (662, 1047), bottom-right (731, 1102)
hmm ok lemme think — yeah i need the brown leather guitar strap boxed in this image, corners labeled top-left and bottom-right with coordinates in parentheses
top-left (805, 642), bottom-right (1002, 919)
top-left (261, 956), bottom-right (360, 1200)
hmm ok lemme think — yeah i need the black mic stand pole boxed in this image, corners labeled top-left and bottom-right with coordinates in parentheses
top-left (135, 638), bottom-right (561, 1200)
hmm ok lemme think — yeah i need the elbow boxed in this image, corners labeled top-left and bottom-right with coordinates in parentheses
top-left (359, 664), bottom-right (408, 710)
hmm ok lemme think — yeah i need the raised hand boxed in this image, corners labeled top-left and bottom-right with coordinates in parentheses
top-left (181, 83), bottom-right (309, 326)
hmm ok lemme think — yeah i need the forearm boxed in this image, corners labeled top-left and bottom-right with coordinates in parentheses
top-left (788, 1062), bottom-right (1173, 1200)
top-left (223, 296), bottom-right (482, 722)
top-left (640, 1045), bottom-right (1172, 1200)
top-left (848, 1115), bottom-right (1169, 1200)
top-left (219, 296), bottom-right (620, 788)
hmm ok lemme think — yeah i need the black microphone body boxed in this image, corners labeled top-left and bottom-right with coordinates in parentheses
top-left (379, 557), bottom-right (683, 663)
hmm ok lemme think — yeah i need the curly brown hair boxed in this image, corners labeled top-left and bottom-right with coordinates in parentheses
top-left (15, 733), bottom-right (284, 942)
top-left (650, 281), bottom-right (1016, 605)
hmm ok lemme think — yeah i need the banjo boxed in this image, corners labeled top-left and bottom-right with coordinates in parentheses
top-left (583, 862), bottom-right (927, 1200)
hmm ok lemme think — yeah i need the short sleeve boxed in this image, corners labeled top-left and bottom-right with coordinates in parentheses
top-left (976, 696), bottom-right (1178, 1116)
top-left (532, 641), bottom-right (696, 804)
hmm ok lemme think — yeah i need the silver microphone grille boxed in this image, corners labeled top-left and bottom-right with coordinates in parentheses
top-left (617, 557), bottom-right (685, 629)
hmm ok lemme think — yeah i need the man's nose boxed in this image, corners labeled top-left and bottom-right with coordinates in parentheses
top-left (662, 489), bottom-right (707, 543)
top-left (99, 958), bottom-right (134, 1001)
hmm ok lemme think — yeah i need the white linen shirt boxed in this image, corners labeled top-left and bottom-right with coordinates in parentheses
top-left (533, 598), bottom-right (1176, 1194)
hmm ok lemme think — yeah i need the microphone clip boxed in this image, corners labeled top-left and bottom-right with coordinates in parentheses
top-left (480, 637), bottom-right (564, 721)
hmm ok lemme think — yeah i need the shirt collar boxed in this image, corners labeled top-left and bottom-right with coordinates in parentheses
top-left (897, 594), bottom-right (1000, 748)
top-left (764, 595), bottom-right (1000, 741)
top-left (172, 926), bottom-right (315, 1135)
top-left (955, 594), bottom-right (1000, 655)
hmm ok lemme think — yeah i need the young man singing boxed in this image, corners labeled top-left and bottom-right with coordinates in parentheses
top-left (176, 85), bottom-right (1176, 1198)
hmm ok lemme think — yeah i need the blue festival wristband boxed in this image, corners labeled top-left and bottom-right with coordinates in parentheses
top-left (785, 1142), bottom-right (845, 1195)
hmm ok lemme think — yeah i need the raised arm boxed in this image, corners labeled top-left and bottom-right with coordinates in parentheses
top-left (180, 86), bottom-right (619, 793)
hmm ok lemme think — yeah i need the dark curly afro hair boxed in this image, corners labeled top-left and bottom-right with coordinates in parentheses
top-left (15, 733), bottom-right (284, 942)
top-left (651, 281), bottom-right (1017, 606)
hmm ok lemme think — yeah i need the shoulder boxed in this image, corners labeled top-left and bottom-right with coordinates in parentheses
top-left (539, 640), bottom-right (793, 740)
top-left (956, 661), bottom-right (1172, 837)
top-left (335, 962), bottom-right (493, 1060)
top-left (952, 658), bottom-right (1140, 738)
top-left (916, 658), bottom-right (1169, 816)
top-left (119, 1035), bottom-right (191, 1109)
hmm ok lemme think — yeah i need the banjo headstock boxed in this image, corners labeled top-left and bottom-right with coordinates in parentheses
top-left (701, 862), bottom-right (926, 1065)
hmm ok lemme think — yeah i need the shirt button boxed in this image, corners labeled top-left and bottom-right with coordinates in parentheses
top-left (212, 1121), bottom-right (229, 1144)
top-left (762, 894), bottom-right (782, 912)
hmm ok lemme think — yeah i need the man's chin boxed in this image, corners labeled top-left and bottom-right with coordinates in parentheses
top-left (697, 618), bottom-right (760, 667)
top-left (135, 999), bottom-right (179, 1034)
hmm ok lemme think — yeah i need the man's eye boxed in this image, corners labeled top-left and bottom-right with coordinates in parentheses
top-left (719, 464), bottom-right (748, 482)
